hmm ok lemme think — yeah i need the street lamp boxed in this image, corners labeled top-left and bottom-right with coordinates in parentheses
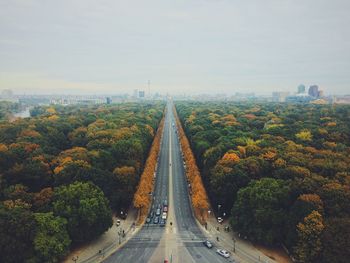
top-left (232, 237), bottom-right (236, 253)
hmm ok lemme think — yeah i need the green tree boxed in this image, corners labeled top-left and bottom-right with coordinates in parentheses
top-left (230, 178), bottom-right (290, 245)
top-left (0, 206), bottom-right (36, 263)
top-left (33, 212), bottom-right (71, 263)
top-left (53, 182), bottom-right (113, 243)
top-left (320, 217), bottom-right (350, 263)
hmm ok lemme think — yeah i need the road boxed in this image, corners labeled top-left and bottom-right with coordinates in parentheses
top-left (104, 102), bottom-right (230, 263)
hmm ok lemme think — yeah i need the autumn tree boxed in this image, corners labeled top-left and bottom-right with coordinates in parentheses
top-left (294, 210), bottom-right (324, 263)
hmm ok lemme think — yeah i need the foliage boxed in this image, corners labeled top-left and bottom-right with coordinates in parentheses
top-left (33, 212), bottom-right (71, 263)
top-left (293, 211), bottom-right (324, 263)
top-left (133, 115), bottom-right (164, 223)
top-left (231, 178), bottom-right (290, 244)
top-left (53, 181), bottom-right (113, 243)
top-left (174, 107), bottom-right (209, 223)
top-left (0, 102), bottom-right (164, 259)
top-left (175, 101), bottom-right (350, 260)
top-left (0, 206), bottom-right (36, 263)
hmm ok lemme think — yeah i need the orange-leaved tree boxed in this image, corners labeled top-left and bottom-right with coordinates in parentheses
top-left (173, 106), bottom-right (209, 224)
top-left (133, 111), bottom-right (165, 224)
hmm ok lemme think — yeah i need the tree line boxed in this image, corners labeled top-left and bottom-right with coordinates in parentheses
top-left (175, 101), bottom-right (350, 263)
top-left (173, 106), bottom-right (209, 224)
top-left (0, 102), bottom-right (164, 262)
top-left (134, 109), bottom-right (165, 223)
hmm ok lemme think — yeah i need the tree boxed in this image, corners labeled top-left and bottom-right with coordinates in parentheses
top-left (231, 178), bottom-right (290, 245)
top-left (0, 206), bottom-right (36, 263)
top-left (320, 217), bottom-right (350, 263)
top-left (33, 212), bottom-right (71, 263)
top-left (53, 182), bottom-right (113, 243)
top-left (295, 130), bottom-right (313, 142)
top-left (294, 210), bottom-right (324, 263)
top-left (286, 194), bottom-right (324, 247)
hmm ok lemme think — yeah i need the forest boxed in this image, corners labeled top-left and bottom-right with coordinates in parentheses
top-left (175, 101), bottom-right (350, 263)
top-left (0, 102), bottom-right (164, 263)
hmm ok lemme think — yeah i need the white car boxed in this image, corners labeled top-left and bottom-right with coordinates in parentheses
top-left (217, 217), bottom-right (224, 224)
top-left (216, 249), bottom-right (230, 258)
top-left (162, 212), bottom-right (167, 220)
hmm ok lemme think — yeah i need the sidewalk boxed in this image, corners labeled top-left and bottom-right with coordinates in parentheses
top-left (199, 214), bottom-right (287, 263)
top-left (63, 208), bottom-right (139, 263)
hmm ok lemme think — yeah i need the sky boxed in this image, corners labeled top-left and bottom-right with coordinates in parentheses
top-left (0, 0), bottom-right (350, 95)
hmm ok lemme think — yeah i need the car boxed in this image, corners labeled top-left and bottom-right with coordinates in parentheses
top-left (163, 206), bottom-right (168, 212)
top-left (116, 219), bottom-right (121, 226)
top-left (156, 208), bottom-right (161, 216)
top-left (153, 216), bottom-right (159, 224)
top-left (216, 249), bottom-right (230, 258)
top-left (217, 217), bottom-right (224, 224)
top-left (160, 218), bottom-right (166, 226)
top-left (203, 240), bottom-right (213, 248)
top-left (149, 211), bottom-right (154, 218)
top-left (162, 212), bottom-right (167, 220)
top-left (146, 217), bottom-right (151, 224)
top-left (163, 199), bottom-right (168, 207)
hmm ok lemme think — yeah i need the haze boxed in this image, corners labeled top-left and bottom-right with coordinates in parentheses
top-left (0, 0), bottom-right (349, 95)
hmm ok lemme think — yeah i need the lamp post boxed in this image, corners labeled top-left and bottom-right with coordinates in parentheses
top-left (232, 237), bottom-right (236, 253)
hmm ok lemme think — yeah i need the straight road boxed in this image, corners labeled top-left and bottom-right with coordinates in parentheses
top-left (104, 102), bottom-right (231, 263)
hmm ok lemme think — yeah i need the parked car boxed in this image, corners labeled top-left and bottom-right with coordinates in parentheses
top-left (217, 217), bottom-right (223, 224)
top-left (116, 219), bottom-right (121, 226)
top-left (160, 218), bottom-right (166, 226)
top-left (216, 249), bottom-right (230, 258)
top-left (163, 206), bottom-right (168, 212)
top-left (153, 216), bottom-right (159, 224)
top-left (156, 208), bottom-right (161, 216)
top-left (162, 212), bottom-right (167, 220)
top-left (146, 217), bottom-right (151, 224)
top-left (203, 240), bottom-right (213, 248)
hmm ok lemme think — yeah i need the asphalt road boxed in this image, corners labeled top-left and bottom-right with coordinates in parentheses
top-left (104, 102), bottom-right (230, 263)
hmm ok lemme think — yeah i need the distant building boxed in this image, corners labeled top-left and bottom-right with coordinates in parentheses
top-left (272, 91), bottom-right (289, 102)
top-left (139, 90), bottom-right (145, 98)
top-left (308, 85), bottom-right (319, 97)
top-left (286, 93), bottom-right (313, 103)
top-left (318, 90), bottom-right (324, 97)
top-left (133, 89), bottom-right (138, 98)
top-left (106, 97), bottom-right (112, 104)
top-left (297, 84), bottom-right (306, 94)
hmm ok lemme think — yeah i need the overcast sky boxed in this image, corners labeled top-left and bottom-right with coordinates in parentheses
top-left (0, 0), bottom-right (349, 95)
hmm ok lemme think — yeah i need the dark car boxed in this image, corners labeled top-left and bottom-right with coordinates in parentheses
top-left (203, 240), bottom-right (213, 248)
top-left (146, 217), bottom-right (151, 224)
top-left (156, 208), bottom-right (161, 216)
top-left (160, 218), bottom-right (166, 226)
top-left (153, 216), bottom-right (159, 224)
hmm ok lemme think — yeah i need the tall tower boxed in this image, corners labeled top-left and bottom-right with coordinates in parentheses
top-left (148, 80), bottom-right (151, 98)
top-left (308, 85), bottom-right (319, 97)
top-left (297, 84), bottom-right (306, 94)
